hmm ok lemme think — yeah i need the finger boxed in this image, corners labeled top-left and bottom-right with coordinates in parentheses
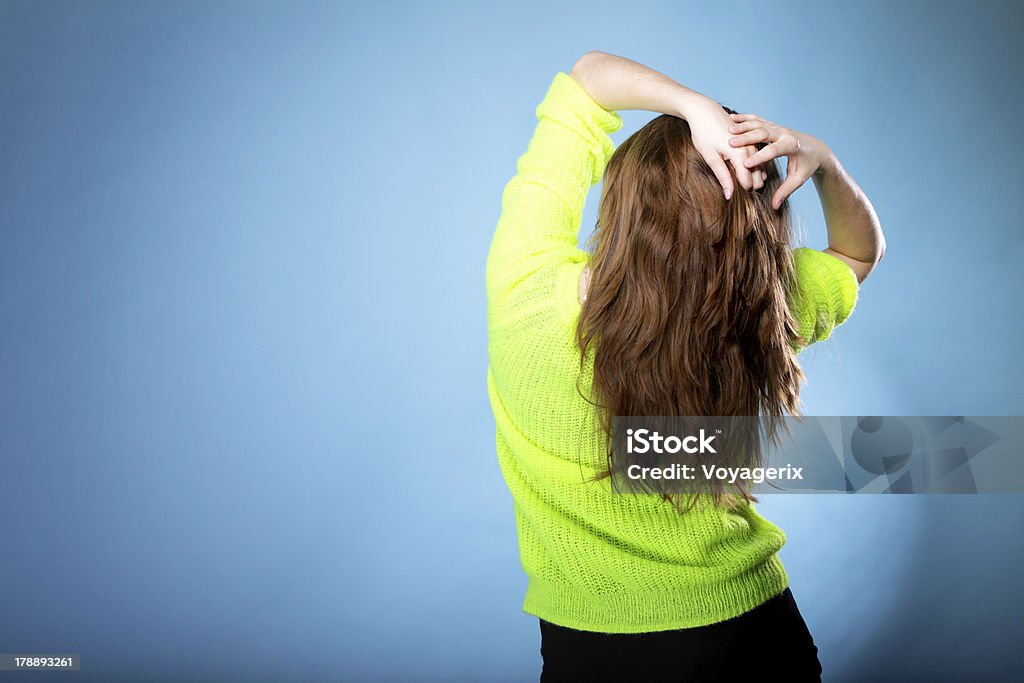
top-left (772, 167), bottom-right (806, 210)
top-left (743, 136), bottom-right (800, 169)
top-left (742, 141), bottom-right (785, 168)
top-left (728, 120), bottom-right (766, 134)
top-left (728, 128), bottom-right (772, 147)
top-left (729, 113), bottom-right (761, 123)
top-left (707, 154), bottom-right (735, 199)
top-left (747, 147), bottom-right (764, 189)
top-left (729, 152), bottom-right (755, 191)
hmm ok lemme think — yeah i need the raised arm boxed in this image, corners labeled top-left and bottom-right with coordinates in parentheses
top-left (811, 154), bottom-right (886, 283)
top-left (484, 65), bottom-right (623, 315)
top-left (570, 50), bottom-right (764, 198)
top-left (486, 52), bottom-right (781, 322)
top-left (728, 114), bottom-right (886, 283)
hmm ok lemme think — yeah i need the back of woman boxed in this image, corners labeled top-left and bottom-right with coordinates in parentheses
top-left (486, 51), bottom-right (885, 683)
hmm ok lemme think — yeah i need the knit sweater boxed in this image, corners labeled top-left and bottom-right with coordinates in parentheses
top-left (485, 71), bottom-right (859, 634)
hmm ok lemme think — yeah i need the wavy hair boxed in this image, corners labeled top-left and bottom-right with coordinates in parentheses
top-left (575, 109), bottom-right (807, 514)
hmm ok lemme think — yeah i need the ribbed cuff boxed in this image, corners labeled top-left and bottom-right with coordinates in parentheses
top-left (794, 247), bottom-right (859, 324)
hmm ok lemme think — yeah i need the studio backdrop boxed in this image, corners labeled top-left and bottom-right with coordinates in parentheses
top-left (1, 1), bottom-right (1022, 681)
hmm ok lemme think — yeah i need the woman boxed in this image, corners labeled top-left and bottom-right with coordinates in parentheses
top-left (485, 50), bottom-right (884, 682)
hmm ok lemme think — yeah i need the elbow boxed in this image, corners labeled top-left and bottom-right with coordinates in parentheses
top-left (577, 50), bottom-right (608, 64)
top-left (864, 216), bottom-right (886, 268)
top-left (868, 232), bottom-right (886, 272)
top-left (571, 51), bottom-right (606, 80)
top-left (857, 233), bottom-right (886, 284)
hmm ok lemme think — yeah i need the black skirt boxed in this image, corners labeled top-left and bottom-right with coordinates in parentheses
top-left (538, 587), bottom-right (822, 682)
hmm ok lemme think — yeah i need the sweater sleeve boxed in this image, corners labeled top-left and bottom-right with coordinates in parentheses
top-left (486, 72), bottom-right (624, 320)
top-left (789, 247), bottom-right (860, 350)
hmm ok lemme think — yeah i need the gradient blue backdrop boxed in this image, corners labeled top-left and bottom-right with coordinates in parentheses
top-left (2, 1), bottom-right (1022, 681)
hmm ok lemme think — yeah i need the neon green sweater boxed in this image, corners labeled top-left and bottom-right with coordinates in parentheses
top-left (485, 71), bottom-right (859, 633)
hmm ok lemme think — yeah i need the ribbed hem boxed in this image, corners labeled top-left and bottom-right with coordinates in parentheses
top-left (522, 553), bottom-right (790, 634)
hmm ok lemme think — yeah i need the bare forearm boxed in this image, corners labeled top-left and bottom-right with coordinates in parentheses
top-left (569, 50), bottom-right (766, 197)
top-left (813, 152), bottom-right (886, 280)
top-left (569, 50), bottom-right (704, 119)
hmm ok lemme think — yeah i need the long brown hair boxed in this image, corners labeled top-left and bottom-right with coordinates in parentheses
top-left (575, 110), bottom-right (807, 514)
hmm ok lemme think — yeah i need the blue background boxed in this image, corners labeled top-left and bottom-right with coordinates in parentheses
top-left (2, 1), bottom-right (1022, 681)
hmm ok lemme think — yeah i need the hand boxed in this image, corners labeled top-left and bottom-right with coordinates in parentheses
top-left (682, 96), bottom-right (768, 200)
top-left (727, 113), bottom-right (832, 210)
